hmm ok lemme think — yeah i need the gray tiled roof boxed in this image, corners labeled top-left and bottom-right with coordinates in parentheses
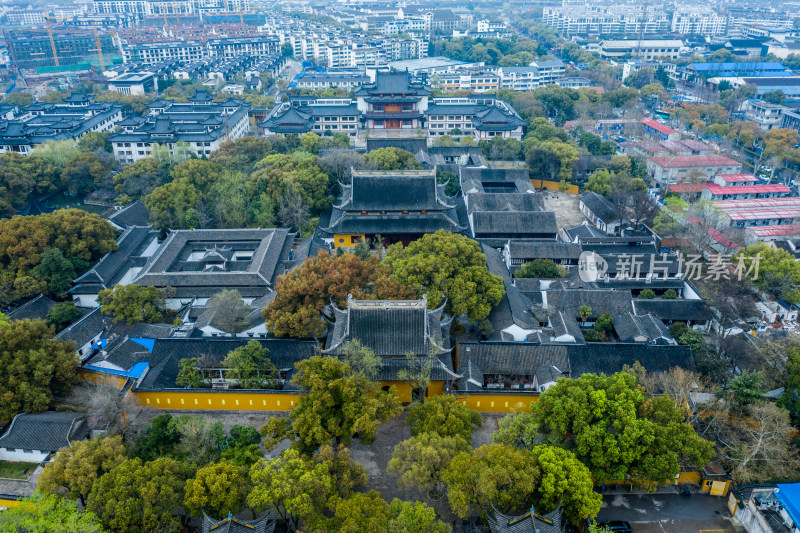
top-left (132, 228), bottom-right (294, 298)
top-left (487, 506), bottom-right (563, 533)
top-left (467, 192), bottom-right (542, 214)
top-left (633, 299), bottom-right (713, 322)
top-left (458, 342), bottom-right (569, 385)
top-left (472, 211), bottom-right (558, 237)
top-left (107, 201), bottom-right (150, 229)
top-left (137, 338), bottom-right (319, 390)
top-left (580, 191), bottom-right (620, 223)
top-left (6, 294), bottom-right (56, 322)
top-left (0, 412), bottom-right (88, 454)
top-left (507, 241), bottom-right (582, 260)
top-left (545, 289), bottom-right (634, 319)
top-left (568, 343), bottom-right (695, 376)
top-left (201, 511), bottom-right (276, 533)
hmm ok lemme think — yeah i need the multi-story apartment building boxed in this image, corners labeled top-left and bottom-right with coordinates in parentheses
top-left (599, 40), bottom-right (683, 60)
top-left (121, 37), bottom-right (277, 65)
top-left (743, 100), bottom-right (786, 131)
top-left (670, 8), bottom-right (727, 37)
top-left (92, 0), bottom-right (252, 16)
top-left (7, 29), bottom-right (118, 70)
top-left (109, 92), bottom-right (250, 163)
top-left (0, 94), bottom-right (123, 155)
top-left (542, 5), bottom-right (670, 37)
top-left (6, 10), bottom-right (45, 26)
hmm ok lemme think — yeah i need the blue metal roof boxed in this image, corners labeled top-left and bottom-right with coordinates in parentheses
top-left (776, 484), bottom-right (800, 527)
top-left (691, 62), bottom-right (787, 71)
top-left (85, 361), bottom-right (149, 379)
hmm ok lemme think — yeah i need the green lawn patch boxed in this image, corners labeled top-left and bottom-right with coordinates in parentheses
top-left (0, 460), bottom-right (38, 480)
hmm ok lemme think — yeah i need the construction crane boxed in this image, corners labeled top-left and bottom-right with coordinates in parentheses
top-left (45, 15), bottom-right (59, 67)
top-left (92, 24), bottom-right (105, 73)
top-left (635, 0), bottom-right (649, 60)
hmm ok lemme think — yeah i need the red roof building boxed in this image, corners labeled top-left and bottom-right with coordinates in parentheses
top-left (701, 183), bottom-right (792, 200)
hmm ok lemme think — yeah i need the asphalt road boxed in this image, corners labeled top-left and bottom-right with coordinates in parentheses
top-left (596, 494), bottom-right (745, 533)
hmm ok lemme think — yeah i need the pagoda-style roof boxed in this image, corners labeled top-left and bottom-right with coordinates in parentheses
top-left (323, 296), bottom-right (459, 382)
top-left (321, 169), bottom-right (466, 236)
top-left (201, 511), bottom-right (275, 533)
top-left (259, 106), bottom-right (314, 134)
top-left (487, 505), bottom-right (563, 533)
top-left (354, 72), bottom-right (432, 97)
top-left (471, 103), bottom-right (527, 132)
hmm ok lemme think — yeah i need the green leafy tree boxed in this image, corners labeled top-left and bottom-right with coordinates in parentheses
top-left (0, 492), bottom-right (107, 533)
top-left (143, 180), bottom-right (202, 231)
top-left (37, 436), bottom-right (127, 506)
top-left (32, 247), bottom-right (77, 297)
top-left (207, 289), bottom-right (252, 334)
top-left (176, 357), bottom-right (205, 388)
top-left (385, 230), bottom-right (505, 322)
top-left (0, 209), bottom-right (117, 306)
top-left (4, 92), bottom-right (34, 107)
top-left (319, 490), bottom-right (390, 533)
top-left (46, 301), bottom-right (82, 331)
top-left (387, 499), bottom-right (451, 533)
top-left (638, 289), bottom-right (656, 299)
top-left (78, 132), bottom-right (112, 153)
top-left (222, 340), bottom-right (277, 389)
top-left (514, 259), bottom-right (565, 279)
top-left (134, 414), bottom-right (180, 462)
top-left (443, 443), bottom-right (540, 518)
top-left (594, 312), bottom-right (613, 333)
top-left (0, 319), bottom-right (78, 423)
top-left (219, 425), bottom-right (264, 467)
top-left (669, 322), bottom-right (689, 339)
top-left (63, 152), bottom-right (117, 194)
top-left (87, 457), bottom-right (192, 533)
top-left (98, 284), bottom-right (172, 325)
top-left (338, 339), bottom-right (381, 381)
top-left (779, 347), bottom-right (800, 423)
top-left (362, 147), bottom-right (422, 170)
top-left (527, 444), bottom-right (602, 522)
top-left (735, 243), bottom-right (800, 304)
top-left (246, 152), bottom-right (333, 214)
top-left (728, 371), bottom-right (765, 412)
top-left (407, 394), bottom-right (482, 440)
top-left (112, 158), bottom-right (170, 200)
top-left (503, 372), bottom-right (714, 486)
top-left (387, 432), bottom-right (470, 494)
top-left (184, 460), bottom-right (248, 518)
top-left (32, 140), bottom-right (81, 168)
top-left (247, 448), bottom-right (334, 532)
top-left (261, 356), bottom-right (402, 454)
top-left (762, 90), bottom-right (786, 105)
top-left (663, 289), bottom-right (678, 299)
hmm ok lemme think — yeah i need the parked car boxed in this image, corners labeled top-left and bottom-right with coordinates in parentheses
top-left (597, 521), bottom-right (633, 533)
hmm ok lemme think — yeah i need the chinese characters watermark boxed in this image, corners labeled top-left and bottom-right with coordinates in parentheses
top-left (578, 251), bottom-right (760, 283)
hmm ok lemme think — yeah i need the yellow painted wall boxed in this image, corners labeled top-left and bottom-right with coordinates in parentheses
top-left (455, 393), bottom-right (539, 413)
top-left (333, 234), bottom-right (365, 247)
top-left (700, 478), bottom-right (731, 496)
top-left (134, 390), bottom-right (302, 411)
top-left (77, 369), bottom-right (127, 389)
top-left (379, 381), bottom-right (446, 403)
top-left (678, 471), bottom-right (702, 484)
top-left (531, 179), bottom-right (579, 195)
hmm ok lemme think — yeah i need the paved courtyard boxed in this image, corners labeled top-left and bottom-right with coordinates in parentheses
top-left (596, 494), bottom-right (745, 533)
top-left (540, 191), bottom-right (587, 229)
